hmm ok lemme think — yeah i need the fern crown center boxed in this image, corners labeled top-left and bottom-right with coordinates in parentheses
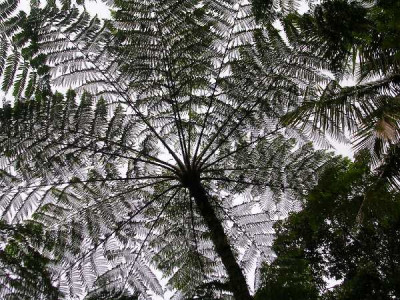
top-left (178, 165), bottom-right (201, 188)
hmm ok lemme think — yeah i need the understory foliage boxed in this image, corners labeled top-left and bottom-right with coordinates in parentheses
top-left (255, 154), bottom-right (400, 300)
top-left (1, 0), bottom-right (397, 299)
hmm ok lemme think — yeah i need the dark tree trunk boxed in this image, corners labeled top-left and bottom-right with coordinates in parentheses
top-left (188, 180), bottom-right (253, 300)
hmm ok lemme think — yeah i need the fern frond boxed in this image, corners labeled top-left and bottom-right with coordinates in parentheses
top-left (0, 0), bottom-right (19, 22)
top-left (1, 46), bottom-right (20, 92)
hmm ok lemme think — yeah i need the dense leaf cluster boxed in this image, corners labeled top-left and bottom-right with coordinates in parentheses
top-left (279, 0), bottom-right (400, 168)
top-left (0, 221), bottom-right (60, 299)
top-left (255, 154), bottom-right (400, 300)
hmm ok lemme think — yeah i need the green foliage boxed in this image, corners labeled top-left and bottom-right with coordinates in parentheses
top-left (0, 0), bottom-right (19, 22)
top-left (378, 143), bottom-right (400, 189)
top-left (285, 0), bottom-right (369, 73)
top-left (84, 288), bottom-right (139, 300)
top-left (277, 0), bottom-right (400, 174)
top-left (2, 47), bottom-right (20, 92)
top-left (0, 0), bottom-right (42, 97)
top-left (0, 0), bottom-right (361, 299)
top-left (256, 154), bottom-right (400, 299)
top-left (0, 0), bottom-right (112, 100)
top-left (254, 257), bottom-right (319, 300)
top-left (251, 0), bottom-right (273, 22)
top-left (0, 220), bottom-right (60, 299)
top-left (280, 0), bottom-right (400, 75)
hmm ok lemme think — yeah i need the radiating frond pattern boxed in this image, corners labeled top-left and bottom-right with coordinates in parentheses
top-left (0, 0), bottom-right (337, 299)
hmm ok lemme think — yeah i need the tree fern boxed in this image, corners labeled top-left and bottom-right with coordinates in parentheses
top-left (0, 0), bottom-right (338, 299)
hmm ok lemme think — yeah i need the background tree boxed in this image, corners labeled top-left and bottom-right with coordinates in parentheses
top-left (255, 153), bottom-right (400, 299)
top-left (255, 0), bottom-right (400, 176)
top-left (0, 0), bottom-right (335, 299)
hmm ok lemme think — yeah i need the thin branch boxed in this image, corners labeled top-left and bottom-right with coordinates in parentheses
top-left (62, 128), bottom-right (179, 172)
top-left (53, 139), bottom-right (177, 173)
top-left (201, 176), bottom-right (264, 186)
top-left (188, 93), bottom-right (193, 163)
top-left (56, 185), bottom-right (180, 279)
top-left (196, 85), bottom-right (278, 169)
top-left (61, 32), bottom-right (186, 170)
top-left (3, 176), bottom-right (176, 192)
top-left (199, 127), bottom-right (281, 172)
top-left (46, 179), bottom-right (177, 230)
top-left (201, 176), bottom-right (304, 193)
top-left (193, 4), bottom-right (242, 164)
top-left (201, 166), bottom-right (279, 173)
top-left (155, 18), bottom-right (189, 164)
top-left (121, 187), bottom-right (181, 293)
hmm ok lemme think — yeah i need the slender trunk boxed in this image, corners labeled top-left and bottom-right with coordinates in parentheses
top-left (188, 181), bottom-right (253, 300)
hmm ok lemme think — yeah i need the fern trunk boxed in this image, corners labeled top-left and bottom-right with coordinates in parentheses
top-left (188, 180), bottom-right (253, 300)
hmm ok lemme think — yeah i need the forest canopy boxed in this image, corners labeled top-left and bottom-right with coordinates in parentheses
top-left (255, 153), bottom-right (400, 300)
